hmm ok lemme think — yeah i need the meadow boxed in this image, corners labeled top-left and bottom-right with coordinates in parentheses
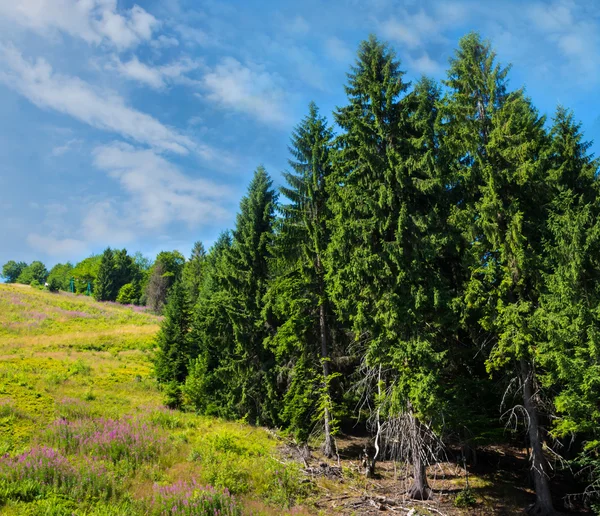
top-left (1, 283), bottom-right (576, 516)
top-left (0, 284), bottom-right (310, 515)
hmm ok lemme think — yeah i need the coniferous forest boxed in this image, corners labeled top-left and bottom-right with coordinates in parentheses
top-left (7, 33), bottom-right (600, 514)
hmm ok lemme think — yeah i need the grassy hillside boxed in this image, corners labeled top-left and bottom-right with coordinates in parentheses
top-left (0, 284), bottom-right (309, 515)
top-left (1, 284), bottom-right (576, 515)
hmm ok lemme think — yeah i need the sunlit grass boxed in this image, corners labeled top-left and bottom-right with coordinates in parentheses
top-left (0, 284), bottom-right (310, 515)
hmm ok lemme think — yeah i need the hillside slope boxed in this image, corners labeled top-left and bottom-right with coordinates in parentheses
top-left (0, 285), bottom-right (309, 515)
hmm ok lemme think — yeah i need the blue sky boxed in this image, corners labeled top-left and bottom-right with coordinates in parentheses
top-left (1, 0), bottom-right (599, 268)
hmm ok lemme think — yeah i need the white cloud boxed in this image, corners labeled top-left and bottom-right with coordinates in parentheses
top-left (381, 10), bottom-right (442, 49)
top-left (0, 0), bottom-right (159, 50)
top-left (28, 142), bottom-right (232, 257)
top-left (528, 0), bottom-right (600, 79)
top-left (27, 233), bottom-right (89, 257)
top-left (284, 15), bottom-right (310, 35)
top-left (51, 138), bottom-right (83, 157)
top-left (93, 142), bottom-right (231, 230)
top-left (176, 24), bottom-right (210, 46)
top-left (105, 55), bottom-right (201, 89)
top-left (408, 52), bottom-right (443, 76)
top-left (325, 37), bottom-right (354, 64)
top-left (151, 35), bottom-right (180, 49)
top-left (0, 44), bottom-right (194, 154)
top-left (201, 57), bottom-right (289, 126)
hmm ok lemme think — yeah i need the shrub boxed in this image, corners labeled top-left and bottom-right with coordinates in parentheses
top-left (46, 278), bottom-right (61, 293)
top-left (116, 283), bottom-right (139, 305)
top-left (149, 408), bottom-right (186, 430)
top-left (454, 487), bottom-right (477, 508)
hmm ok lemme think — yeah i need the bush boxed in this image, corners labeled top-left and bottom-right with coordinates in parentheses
top-left (46, 278), bottom-right (61, 293)
top-left (163, 382), bottom-right (183, 409)
top-left (116, 283), bottom-right (139, 305)
top-left (454, 487), bottom-right (477, 508)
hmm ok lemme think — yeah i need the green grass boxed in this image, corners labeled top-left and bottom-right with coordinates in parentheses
top-left (0, 284), bottom-right (311, 515)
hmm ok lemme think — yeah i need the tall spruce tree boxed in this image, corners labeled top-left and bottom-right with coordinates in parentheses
top-left (535, 107), bottom-right (600, 500)
top-left (442, 33), bottom-right (554, 514)
top-left (94, 248), bottom-right (115, 301)
top-left (186, 168), bottom-right (278, 425)
top-left (265, 102), bottom-right (338, 456)
top-left (183, 232), bottom-right (235, 415)
top-left (326, 37), bottom-right (454, 497)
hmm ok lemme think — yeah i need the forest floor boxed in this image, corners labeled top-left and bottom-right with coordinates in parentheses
top-left (0, 283), bottom-right (590, 515)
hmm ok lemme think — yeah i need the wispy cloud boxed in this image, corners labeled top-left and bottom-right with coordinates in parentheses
top-left (201, 57), bottom-right (289, 126)
top-left (105, 55), bottom-right (201, 90)
top-left (0, 44), bottom-right (194, 154)
top-left (284, 15), bottom-right (310, 36)
top-left (527, 0), bottom-right (600, 80)
top-left (0, 0), bottom-right (158, 50)
top-left (28, 142), bottom-right (232, 257)
top-left (50, 138), bottom-right (83, 157)
top-left (93, 142), bottom-right (232, 230)
top-left (325, 37), bottom-right (354, 64)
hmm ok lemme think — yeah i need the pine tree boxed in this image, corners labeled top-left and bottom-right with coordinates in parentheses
top-left (145, 251), bottom-right (185, 313)
top-left (183, 232), bottom-right (236, 416)
top-left (155, 281), bottom-right (192, 408)
top-left (94, 248), bottom-right (115, 301)
top-left (265, 102), bottom-right (338, 456)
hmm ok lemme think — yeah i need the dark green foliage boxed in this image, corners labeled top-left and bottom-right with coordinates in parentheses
top-left (326, 37), bottom-right (460, 493)
top-left (265, 103), bottom-right (341, 452)
top-left (155, 281), bottom-right (192, 407)
top-left (186, 168), bottom-right (278, 425)
top-left (46, 263), bottom-right (74, 292)
top-left (17, 30), bottom-right (600, 511)
top-left (182, 241), bottom-right (206, 305)
top-left (145, 251), bottom-right (186, 313)
top-left (16, 261), bottom-right (48, 285)
top-left (1, 260), bottom-right (27, 283)
top-left (46, 277), bottom-right (61, 292)
top-left (93, 248), bottom-right (115, 302)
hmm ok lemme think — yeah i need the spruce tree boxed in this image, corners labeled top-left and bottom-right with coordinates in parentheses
top-left (182, 241), bottom-right (207, 305)
top-left (186, 169), bottom-right (278, 425)
top-left (535, 107), bottom-right (600, 499)
top-left (442, 33), bottom-right (554, 514)
top-left (154, 280), bottom-right (192, 408)
top-left (94, 248), bottom-right (115, 301)
top-left (326, 36), bottom-right (454, 497)
top-left (183, 232), bottom-right (235, 415)
top-left (265, 102), bottom-right (338, 456)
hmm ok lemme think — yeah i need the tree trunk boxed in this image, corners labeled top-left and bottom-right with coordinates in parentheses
top-left (520, 358), bottom-right (555, 515)
top-left (407, 413), bottom-right (432, 500)
top-left (319, 300), bottom-right (335, 458)
top-left (365, 365), bottom-right (382, 478)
